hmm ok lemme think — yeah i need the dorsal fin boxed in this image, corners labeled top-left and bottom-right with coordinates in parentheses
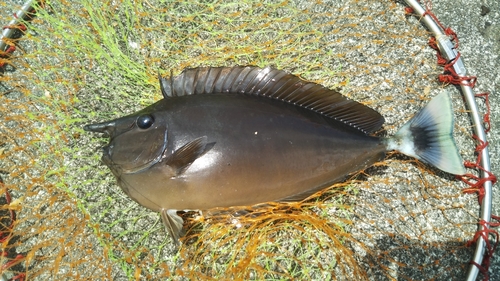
top-left (159, 66), bottom-right (384, 134)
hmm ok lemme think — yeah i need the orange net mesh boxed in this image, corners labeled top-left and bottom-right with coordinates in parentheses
top-left (0, 0), bottom-right (495, 280)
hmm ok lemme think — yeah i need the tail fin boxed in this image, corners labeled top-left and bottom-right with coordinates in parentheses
top-left (385, 92), bottom-right (466, 175)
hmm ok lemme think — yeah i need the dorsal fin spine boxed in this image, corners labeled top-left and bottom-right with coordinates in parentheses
top-left (251, 66), bottom-right (272, 95)
top-left (213, 67), bottom-right (224, 93)
top-left (220, 67), bottom-right (235, 93)
top-left (234, 67), bottom-right (254, 94)
top-left (220, 68), bottom-right (233, 92)
top-left (191, 67), bottom-right (200, 95)
top-left (240, 68), bottom-right (256, 94)
top-left (272, 76), bottom-right (301, 100)
top-left (227, 67), bottom-right (244, 92)
top-left (265, 72), bottom-right (289, 97)
top-left (271, 75), bottom-right (295, 99)
top-left (256, 69), bottom-right (278, 96)
top-left (208, 67), bottom-right (220, 94)
top-left (293, 83), bottom-right (317, 104)
top-left (255, 68), bottom-right (277, 96)
top-left (194, 68), bottom-right (207, 94)
top-left (294, 84), bottom-right (322, 106)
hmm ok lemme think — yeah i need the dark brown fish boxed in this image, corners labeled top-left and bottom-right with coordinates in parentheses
top-left (84, 66), bottom-right (465, 244)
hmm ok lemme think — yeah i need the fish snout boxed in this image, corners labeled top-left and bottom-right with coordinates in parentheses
top-left (83, 121), bottom-right (116, 136)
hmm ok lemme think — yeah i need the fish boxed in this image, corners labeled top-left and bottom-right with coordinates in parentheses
top-left (83, 66), bottom-right (466, 245)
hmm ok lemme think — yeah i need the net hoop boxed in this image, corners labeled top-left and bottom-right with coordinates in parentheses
top-left (404, 1), bottom-right (495, 280)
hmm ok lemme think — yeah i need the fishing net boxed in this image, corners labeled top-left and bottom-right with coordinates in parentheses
top-left (1, 0), bottom-right (497, 280)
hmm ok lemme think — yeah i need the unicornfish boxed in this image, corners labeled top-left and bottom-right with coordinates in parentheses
top-left (83, 66), bottom-right (466, 245)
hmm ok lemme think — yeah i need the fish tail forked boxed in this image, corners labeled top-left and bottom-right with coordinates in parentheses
top-left (385, 92), bottom-right (466, 175)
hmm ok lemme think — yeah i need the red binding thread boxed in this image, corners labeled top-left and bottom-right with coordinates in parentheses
top-left (404, 7), bottom-right (414, 14)
top-left (461, 166), bottom-right (497, 205)
top-left (428, 37), bottom-right (477, 87)
top-left (0, 186), bottom-right (15, 242)
top-left (0, 9), bottom-right (33, 69)
top-left (475, 93), bottom-right (492, 133)
top-left (440, 53), bottom-right (477, 87)
top-left (2, 13), bottom-right (28, 32)
top-left (0, 178), bottom-right (26, 281)
top-left (460, 138), bottom-right (496, 204)
top-left (466, 217), bottom-right (500, 281)
top-left (424, 8), bottom-right (478, 88)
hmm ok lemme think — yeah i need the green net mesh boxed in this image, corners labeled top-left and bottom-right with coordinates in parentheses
top-left (0, 0), bottom-right (486, 279)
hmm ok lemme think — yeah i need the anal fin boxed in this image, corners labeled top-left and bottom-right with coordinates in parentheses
top-left (161, 209), bottom-right (186, 246)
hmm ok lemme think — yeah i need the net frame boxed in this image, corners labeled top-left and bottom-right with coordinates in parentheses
top-left (403, 1), bottom-right (496, 280)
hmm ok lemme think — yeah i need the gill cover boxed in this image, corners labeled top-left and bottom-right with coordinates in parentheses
top-left (84, 112), bottom-right (168, 174)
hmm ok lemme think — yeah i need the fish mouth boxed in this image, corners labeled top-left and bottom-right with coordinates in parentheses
top-left (85, 117), bottom-right (168, 174)
top-left (84, 121), bottom-right (116, 167)
top-left (97, 139), bottom-right (165, 175)
top-left (99, 145), bottom-right (125, 176)
top-left (100, 145), bottom-right (113, 165)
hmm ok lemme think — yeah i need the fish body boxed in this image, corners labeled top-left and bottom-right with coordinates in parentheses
top-left (105, 94), bottom-right (385, 212)
top-left (84, 66), bottom-right (465, 244)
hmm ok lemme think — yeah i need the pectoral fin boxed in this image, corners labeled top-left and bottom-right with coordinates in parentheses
top-left (161, 209), bottom-right (185, 246)
top-left (165, 136), bottom-right (210, 175)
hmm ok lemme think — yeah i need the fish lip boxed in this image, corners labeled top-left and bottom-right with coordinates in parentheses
top-left (101, 145), bottom-right (111, 162)
top-left (100, 145), bottom-right (126, 177)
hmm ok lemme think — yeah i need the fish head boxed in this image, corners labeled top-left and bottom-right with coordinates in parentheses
top-left (84, 103), bottom-right (168, 174)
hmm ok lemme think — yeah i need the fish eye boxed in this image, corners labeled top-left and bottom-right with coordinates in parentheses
top-left (136, 115), bottom-right (154, 129)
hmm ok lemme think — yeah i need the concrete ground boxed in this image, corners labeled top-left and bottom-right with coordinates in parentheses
top-left (1, 0), bottom-right (499, 279)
